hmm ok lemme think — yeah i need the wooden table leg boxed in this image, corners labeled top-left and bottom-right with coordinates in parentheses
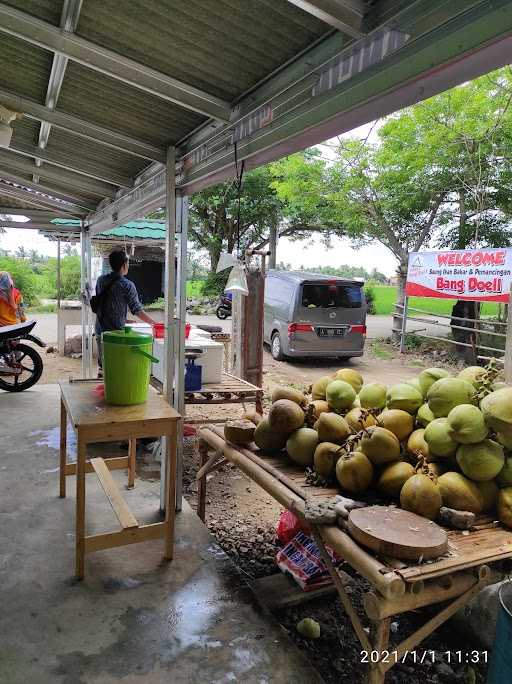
top-left (197, 439), bottom-right (208, 522)
top-left (59, 398), bottom-right (67, 498)
top-left (127, 437), bottom-right (136, 489)
top-left (75, 436), bottom-right (87, 579)
top-left (368, 618), bottom-right (391, 684)
top-left (164, 426), bottom-right (178, 560)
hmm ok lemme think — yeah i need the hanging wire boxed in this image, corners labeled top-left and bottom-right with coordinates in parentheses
top-left (233, 141), bottom-right (245, 257)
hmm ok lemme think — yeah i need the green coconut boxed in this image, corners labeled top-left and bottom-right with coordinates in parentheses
top-left (492, 381), bottom-right (508, 392)
top-left (335, 450), bottom-right (373, 493)
top-left (254, 419), bottom-right (287, 452)
top-left (496, 432), bottom-right (512, 450)
top-left (456, 439), bottom-right (505, 482)
top-left (400, 474), bottom-right (442, 520)
top-left (312, 375), bottom-right (334, 400)
top-left (407, 428), bottom-right (431, 461)
top-left (424, 418), bottom-right (458, 458)
top-left (417, 403), bottom-right (435, 427)
top-left (418, 367), bottom-right (451, 396)
top-left (326, 380), bottom-right (356, 410)
top-left (314, 412), bottom-right (351, 444)
top-left (427, 377), bottom-right (477, 418)
top-left (386, 383), bottom-right (423, 414)
top-left (359, 426), bottom-right (401, 465)
top-left (334, 368), bottom-right (363, 393)
top-left (498, 488), bottom-right (512, 528)
top-left (457, 366), bottom-right (485, 387)
top-left (297, 617), bottom-right (321, 639)
top-left (286, 428), bottom-right (319, 466)
top-left (359, 382), bottom-right (387, 410)
top-left (376, 409), bottom-right (415, 441)
top-left (497, 456), bottom-right (512, 487)
top-left (406, 377), bottom-right (424, 397)
top-left (378, 461), bottom-right (415, 498)
top-left (477, 480), bottom-right (500, 512)
top-left (271, 386), bottom-right (307, 406)
top-left (268, 399), bottom-right (305, 434)
top-left (446, 404), bottom-right (488, 444)
top-left (345, 407), bottom-right (377, 432)
top-left (438, 472), bottom-right (483, 514)
top-left (481, 387), bottom-right (512, 439)
top-left (314, 442), bottom-right (341, 478)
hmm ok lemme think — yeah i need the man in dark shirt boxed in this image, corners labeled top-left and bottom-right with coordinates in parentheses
top-left (95, 250), bottom-right (158, 371)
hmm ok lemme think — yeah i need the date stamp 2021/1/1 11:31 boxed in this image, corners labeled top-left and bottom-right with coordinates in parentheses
top-left (360, 650), bottom-right (488, 665)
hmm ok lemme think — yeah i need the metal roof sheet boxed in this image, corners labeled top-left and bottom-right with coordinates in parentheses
top-left (49, 218), bottom-right (166, 241)
top-left (2, 0), bottom-right (63, 26)
top-left (75, 0), bottom-right (329, 101)
top-left (0, 34), bottom-right (52, 102)
top-left (56, 61), bottom-right (205, 147)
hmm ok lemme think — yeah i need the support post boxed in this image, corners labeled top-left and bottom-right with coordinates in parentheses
top-left (399, 295), bottom-right (409, 354)
top-left (268, 224), bottom-right (277, 269)
top-left (505, 284), bottom-right (512, 383)
top-left (56, 238), bottom-right (61, 310)
top-left (160, 146), bottom-right (177, 513)
top-left (80, 224), bottom-right (93, 377)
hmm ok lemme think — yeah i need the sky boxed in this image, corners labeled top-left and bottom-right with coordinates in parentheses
top-left (0, 123), bottom-right (399, 274)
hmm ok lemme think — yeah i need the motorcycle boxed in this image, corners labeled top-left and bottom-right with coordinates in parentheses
top-left (0, 320), bottom-right (46, 392)
top-left (215, 295), bottom-right (232, 320)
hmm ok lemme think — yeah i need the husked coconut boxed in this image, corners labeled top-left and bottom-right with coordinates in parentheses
top-left (268, 399), bottom-right (305, 434)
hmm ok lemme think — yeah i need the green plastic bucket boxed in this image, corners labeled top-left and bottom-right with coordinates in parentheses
top-left (102, 326), bottom-right (158, 405)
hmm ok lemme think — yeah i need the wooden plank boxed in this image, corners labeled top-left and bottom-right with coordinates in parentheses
top-left (64, 456), bottom-right (129, 476)
top-left (76, 437), bottom-right (87, 580)
top-left (90, 457), bottom-right (138, 530)
top-left (252, 572), bottom-right (337, 609)
top-left (84, 522), bottom-right (166, 553)
top-left (59, 398), bottom-right (67, 498)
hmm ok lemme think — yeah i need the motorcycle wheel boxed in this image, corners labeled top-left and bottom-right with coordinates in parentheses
top-left (216, 306), bottom-right (229, 320)
top-left (0, 343), bottom-right (44, 392)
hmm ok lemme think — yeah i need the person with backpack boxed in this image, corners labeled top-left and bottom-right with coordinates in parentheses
top-left (93, 250), bottom-right (158, 375)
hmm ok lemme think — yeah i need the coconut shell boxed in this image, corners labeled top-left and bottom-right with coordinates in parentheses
top-left (336, 450), bottom-right (373, 493)
top-left (268, 399), bottom-right (305, 434)
top-left (400, 474), bottom-right (442, 520)
top-left (224, 419), bottom-right (256, 445)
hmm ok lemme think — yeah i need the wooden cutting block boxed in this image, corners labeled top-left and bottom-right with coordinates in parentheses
top-left (347, 505), bottom-right (448, 561)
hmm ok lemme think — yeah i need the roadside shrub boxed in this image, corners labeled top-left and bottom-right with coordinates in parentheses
top-left (364, 284), bottom-right (376, 315)
top-left (0, 256), bottom-right (39, 305)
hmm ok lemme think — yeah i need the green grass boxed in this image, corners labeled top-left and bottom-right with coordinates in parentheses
top-left (372, 285), bottom-right (500, 316)
top-left (369, 342), bottom-right (394, 360)
top-left (186, 280), bottom-right (204, 298)
top-left (27, 303), bottom-right (57, 313)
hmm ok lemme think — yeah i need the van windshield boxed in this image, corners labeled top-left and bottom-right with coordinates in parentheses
top-left (301, 283), bottom-right (362, 309)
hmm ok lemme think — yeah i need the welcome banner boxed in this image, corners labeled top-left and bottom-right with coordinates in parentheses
top-left (405, 249), bottom-right (512, 302)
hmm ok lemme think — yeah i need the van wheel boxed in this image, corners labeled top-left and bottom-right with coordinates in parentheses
top-left (271, 332), bottom-right (285, 361)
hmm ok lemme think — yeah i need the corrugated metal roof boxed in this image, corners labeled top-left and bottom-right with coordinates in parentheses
top-left (10, 117), bottom-right (44, 148)
top-left (1, 0), bottom-right (63, 26)
top-left (0, 191), bottom-right (39, 210)
top-left (50, 218), bottom-right (166, 240)
top-left (57, 61), bottom-right (205, 147)
top-left (75, 0), bottom-right (329, 101)
top-left (0, 35), bottom-right (52, 103)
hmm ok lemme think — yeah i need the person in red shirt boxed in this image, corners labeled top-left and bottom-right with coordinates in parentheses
top-left (0, 271), bottom-right (26, 327)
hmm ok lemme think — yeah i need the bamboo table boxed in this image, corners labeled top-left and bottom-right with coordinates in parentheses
top-left (197, 425), bottom-right (512, 684)
top-left (59, 379), bottom-right (181, 579)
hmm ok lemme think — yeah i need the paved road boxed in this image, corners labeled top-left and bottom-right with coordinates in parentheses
top-left (27, 312), bottom-right (441, 344)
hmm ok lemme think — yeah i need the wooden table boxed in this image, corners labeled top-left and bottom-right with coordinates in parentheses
top-left (59, 379), bottom-right (181, 579)
top-left (151, 371), bottom-right (264, 425)
top-left (197, 425), bottom-right (512, 684)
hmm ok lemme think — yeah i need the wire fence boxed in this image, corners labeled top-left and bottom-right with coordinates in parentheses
top-left (393, 300), bottom-right (507, 365)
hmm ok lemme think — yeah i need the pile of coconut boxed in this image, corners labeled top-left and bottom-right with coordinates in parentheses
top-left (224, 362), bottom-right (512, 529)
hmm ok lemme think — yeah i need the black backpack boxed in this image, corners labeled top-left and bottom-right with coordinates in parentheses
top-left (89, 274), bottom-right (120, 314)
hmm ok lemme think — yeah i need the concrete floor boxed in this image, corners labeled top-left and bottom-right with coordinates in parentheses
top-left (0, 385), bottom-right (322, 684)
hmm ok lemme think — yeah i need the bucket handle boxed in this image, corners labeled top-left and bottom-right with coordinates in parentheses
top-left (132, 347), bottom-right (159, 363)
